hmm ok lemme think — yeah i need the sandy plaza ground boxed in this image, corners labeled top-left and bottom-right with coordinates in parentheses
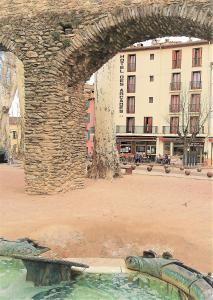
top-left (0, 164), bottom-right (212, 273)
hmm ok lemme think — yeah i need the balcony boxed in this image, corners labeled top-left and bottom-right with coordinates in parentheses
top-left (163, 126), bottom-right (179, 134)
top-left (116, 126), bottom-right (158, 134)
top-left (127, 63), bottom-right (136, 72)
top-left (170, 82), bottom-right (181, 91)
top-left (172, 60), bottom-right (181, 69)
top-left (192, 57), bottom-right (202, 67)
top-left (169, 104), bottom-right (180, 113)
top-left (162, 126), bottom-right (205, 135)
top-left (189, 103), bottom-right (200, 113)
top-left (190, 81), bottom-right (202, 90)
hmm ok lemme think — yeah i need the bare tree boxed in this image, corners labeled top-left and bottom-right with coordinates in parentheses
top-left (88, 62), bottom-right (120, 179)
top-left (175, 91), bottom-right (212, 166)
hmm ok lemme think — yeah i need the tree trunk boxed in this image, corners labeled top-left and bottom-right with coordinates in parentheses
top-left (0, 53), bottom-right (19, 156)
top-left (89, 135), bottom-right (120, 179)
top-left (183, 138), bottom-right (188, 166)
top-left (89, 62), bottom-right (120, 179)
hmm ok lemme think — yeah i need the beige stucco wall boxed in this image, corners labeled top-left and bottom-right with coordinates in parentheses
top-left (9, 122), bottom-right (21, 154)
top-left (95, 40), bottom-right (213, 163)
top-left (97, 41), bottom-right (212, 129)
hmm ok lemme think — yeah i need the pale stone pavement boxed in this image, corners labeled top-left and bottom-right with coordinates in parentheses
top-left (0, 164), bottom-right (212, 273)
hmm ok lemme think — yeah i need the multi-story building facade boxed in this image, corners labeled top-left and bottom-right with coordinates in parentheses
top-left (84, 84), bottom-right (95, 156)
top-left (9, 116), bottom-right (22, 155)
top-left (95, 40), bottom-right (213, 165)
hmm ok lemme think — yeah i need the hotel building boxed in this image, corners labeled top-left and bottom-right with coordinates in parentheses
top-left (95, 40), bottom-right (213, 165)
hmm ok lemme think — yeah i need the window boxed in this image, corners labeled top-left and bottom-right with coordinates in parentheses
top-left (170, 73), bottom-right (181, 90)
top-left (126, 117), bottom-right (135, 133)
top-left (149, 97), bottom-right (153, 103)
top-left (149, 75), bottom-right (154, 82)
top-left (190, 116), bottom-right (199, 133)
top-left (86, 100), bottom-right (90, 109)
top-left (127, 54), bottom-right (136, 72)
top-left (120, 142), bottom-right (132, 153)
top-left (170, 95), bottom-right (180, 112)
top-left (12, 131), bottom-right (17, 139)
top-left (172, 50), bottom-right (182, 68)
top-left (150, 54), bottom-right (154, 60)
top-left (191, 71), bottom-right (202, 89)
top-left (170, 117), bottom-right (179, 134)
top-left (144, 117), bottom-right (153, 133)
top-left (190, 94), bottom-right (200, 112)
top-left (127, 75), bottom-right (136, 93)
top-left (127, 96), bottom-right (135, 113)
top-left (87, 130), bottom-right (90, 141)
top-left (85, 113), bottom-right (90, 123)
top-left (192, 48), bottom-right (202, 67)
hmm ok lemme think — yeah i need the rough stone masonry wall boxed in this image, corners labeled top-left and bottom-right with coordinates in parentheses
top-left (0, 0), bottom-right (212, 194)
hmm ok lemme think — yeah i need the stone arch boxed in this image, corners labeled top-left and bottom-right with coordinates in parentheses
top-left (0, 36), bottom-right (16, 54)
top-left (41, 2), bottom-right (213, 188)
top-left (1, 1), bottom-right (211, 194)
top-left (0, 35), bottom-right (25, 167)
top-left (55, 2), bottom-right (213, 84)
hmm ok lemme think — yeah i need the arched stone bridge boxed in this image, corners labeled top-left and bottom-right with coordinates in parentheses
top-left (0, 0), bottom-right (212, 194)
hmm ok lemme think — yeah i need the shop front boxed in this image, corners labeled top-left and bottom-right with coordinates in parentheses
top-left (116, 136), bottom-right (157, 161)
top-left (160, 137), bottom-right (205, 164)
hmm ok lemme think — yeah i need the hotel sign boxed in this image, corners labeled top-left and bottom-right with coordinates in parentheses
top-left (119, 54), bottom-right (125, 113)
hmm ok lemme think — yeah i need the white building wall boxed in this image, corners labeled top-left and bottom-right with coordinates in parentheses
top-left (95, 41), bottom-right (213, 164)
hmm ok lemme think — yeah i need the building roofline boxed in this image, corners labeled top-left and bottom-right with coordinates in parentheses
top-left (121, 40), bottom-right (211, 53)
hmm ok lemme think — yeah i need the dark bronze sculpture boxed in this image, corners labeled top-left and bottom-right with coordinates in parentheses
top-left (0, 238), bottom-right (49, 256)
top-left (125, 253), bottom-right (213, 300)
top-left (0, 238), bottom-right (89, 286)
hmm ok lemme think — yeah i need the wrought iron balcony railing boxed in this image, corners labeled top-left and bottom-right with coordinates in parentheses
top-left (170, 82), bottom-right (181, 91)
top-left (189, 103), bottom-right (200, 112)
top-left (169, 104), bottom-right (200, 113)
top-left (169, 104), bottom-right (180, 113)
top-left (116, 126), bottom-right (158, 134)
top-left (162, 126), bottom-right (205, 135)
top-left (172, 59), bottom-right (181, 69)
top-left (192, 57), bottom-right (202, 67)
top-left (190, 81), bottom-right (202, 89)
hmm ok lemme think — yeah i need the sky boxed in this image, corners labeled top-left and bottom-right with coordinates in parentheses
top-left (1, 36), bottom-right (201, 116)
top-left (9, 89), bottom-right (20, 117)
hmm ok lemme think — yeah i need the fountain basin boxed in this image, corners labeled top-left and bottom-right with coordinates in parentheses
top-left (0, 256), bottom-right (212, 300)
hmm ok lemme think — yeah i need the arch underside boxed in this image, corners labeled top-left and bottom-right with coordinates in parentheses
top-left (0, 1), bottom-right (212, 193)
top-left (61, 5), bottom-right (213, 85)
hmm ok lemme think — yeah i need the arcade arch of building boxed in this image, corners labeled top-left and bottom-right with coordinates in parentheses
top-left (0, 0), bottom-right (212, 194)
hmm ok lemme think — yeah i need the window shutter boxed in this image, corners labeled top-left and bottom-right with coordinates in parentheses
top-left (192, 48), bottom-right (195, 58)
top-left (179, 50), bottom-right (182, 67)
top-left (172, 50), bottom-right (176, 60)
